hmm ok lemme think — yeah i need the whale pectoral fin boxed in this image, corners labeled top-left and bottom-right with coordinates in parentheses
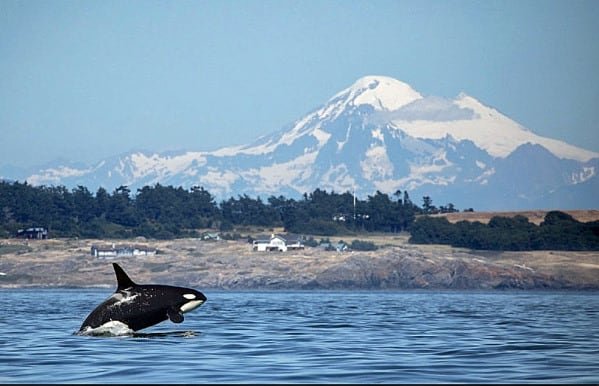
top-left (167, 308), bottom-right (184, 323)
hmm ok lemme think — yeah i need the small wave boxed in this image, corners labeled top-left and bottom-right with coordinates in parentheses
top-left (131, 330), bottom-right (199, 338)
top-left (76, 321), bottom-right (134, 337)
top-left (76, 323), bottom-right (200, 339)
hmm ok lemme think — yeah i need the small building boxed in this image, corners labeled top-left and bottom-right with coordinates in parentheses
top-left (252, 235), bottom-right (273, 252)
top-left (16, 227), bottom-right (48, 240)
top-left (279, 233), bottom-right (305, 250)
top-left (91, 244), bottom-right (157, 259)
top-left (252, 233), bottom-right (305, 252)
top-left (319, 241), bottom-right (350, 252)
top-left (200, 232), bottom-right (221, 241)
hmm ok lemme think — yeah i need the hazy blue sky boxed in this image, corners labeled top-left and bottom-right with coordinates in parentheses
top-left (1, 0), bottom-right (598, 168)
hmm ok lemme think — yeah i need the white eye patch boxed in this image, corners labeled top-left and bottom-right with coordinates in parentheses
top-left (183, 293), bottom-right (196, 300)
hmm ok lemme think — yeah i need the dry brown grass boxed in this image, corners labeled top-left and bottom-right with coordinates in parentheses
top-left (430, 209), bottom-right (599, 225)
top-left (1, 233), bottom-right (598, 289)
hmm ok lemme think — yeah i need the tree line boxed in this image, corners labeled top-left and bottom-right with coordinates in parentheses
top-left (0, 181), bottom-right (456, 239)
top-left (2, 180), bottom-right (595, 251)
top-left (409, 211), bottom-right (599, 251)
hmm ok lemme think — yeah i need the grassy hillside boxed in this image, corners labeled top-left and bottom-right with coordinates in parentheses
top-left (431, 210), bottom-right (599, 225)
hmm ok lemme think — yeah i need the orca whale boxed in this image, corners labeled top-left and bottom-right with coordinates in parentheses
top-left (79, 263), bottom-right (207, 334)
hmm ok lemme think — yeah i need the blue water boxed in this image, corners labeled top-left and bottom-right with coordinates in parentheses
top-left (1, 289), bottom-right (598, 383)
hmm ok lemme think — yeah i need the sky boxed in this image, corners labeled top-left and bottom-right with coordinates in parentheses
top-left (1, 0), bottom-right (598, 169)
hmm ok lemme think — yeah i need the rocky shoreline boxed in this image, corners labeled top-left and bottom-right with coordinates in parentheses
top-left (1, 236), bottom-right (598, 290)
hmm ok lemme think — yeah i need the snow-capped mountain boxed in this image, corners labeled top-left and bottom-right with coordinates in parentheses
top-left (5, 75), bottom-right (598, 210)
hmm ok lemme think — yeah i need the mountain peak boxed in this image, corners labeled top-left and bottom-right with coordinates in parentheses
top-left (330, 75), bottom-right (423, 112)
top-left (11, 74), bottom-right (599, 210)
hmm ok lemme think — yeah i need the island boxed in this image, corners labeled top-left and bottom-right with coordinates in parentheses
top-left (1, 231), bottom-right (598, 290)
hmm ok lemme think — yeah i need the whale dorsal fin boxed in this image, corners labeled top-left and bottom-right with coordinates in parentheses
top-left (113, 263), bottom-right (136, 290)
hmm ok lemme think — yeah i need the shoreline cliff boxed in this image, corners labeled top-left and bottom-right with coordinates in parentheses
top-left (1, 237), bottom-right (598, 290)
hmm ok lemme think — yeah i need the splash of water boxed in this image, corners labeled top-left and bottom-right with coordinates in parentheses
top-left (77, 320), bottom-right (134, 337)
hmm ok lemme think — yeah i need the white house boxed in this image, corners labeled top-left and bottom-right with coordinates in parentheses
top-left (252, 234), bottom-right (304, 252)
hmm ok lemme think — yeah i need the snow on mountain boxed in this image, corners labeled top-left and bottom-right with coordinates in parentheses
top-left (328, 75), bottom-right (423, 113)
top-left (114, 151), bottom-right (206, 181)
top-left (390, 92), bottom-right (597, 162)
top-left (8, 75), bottom-right (599, 210)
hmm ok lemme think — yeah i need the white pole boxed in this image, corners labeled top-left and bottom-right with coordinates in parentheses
top-left (353, 184), bottom-right (356, 220)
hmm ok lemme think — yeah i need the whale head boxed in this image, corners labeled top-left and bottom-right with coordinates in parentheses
top-left (177, 288), bottom-right (207, 313)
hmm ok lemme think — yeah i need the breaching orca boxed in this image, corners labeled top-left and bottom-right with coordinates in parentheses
top-left (79, 263), bottom-right (207, 334)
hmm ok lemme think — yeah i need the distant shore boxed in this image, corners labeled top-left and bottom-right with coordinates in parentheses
top-left (1, 232), bottom-right (598, 290)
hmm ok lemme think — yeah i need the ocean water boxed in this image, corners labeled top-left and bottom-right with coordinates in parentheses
top-left (1, 289), bottom-right (598, 384)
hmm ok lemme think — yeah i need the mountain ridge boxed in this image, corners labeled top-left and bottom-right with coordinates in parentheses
top-left (2, 75), bottom-right (598, 210)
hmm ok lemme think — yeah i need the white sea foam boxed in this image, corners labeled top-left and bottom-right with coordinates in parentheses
top-left (78, 320), bottom-right (134, 337)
